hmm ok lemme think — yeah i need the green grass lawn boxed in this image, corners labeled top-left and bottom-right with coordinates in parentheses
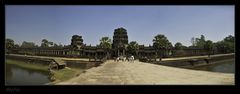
top-left (54, 68), bottom-right (82, 81)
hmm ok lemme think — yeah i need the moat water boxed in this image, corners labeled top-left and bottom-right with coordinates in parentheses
top-left (5, 63), bottom-right (50, 85)
top-left (5, 58), bottom-right (235, 85)
top-left (189, 59), bottom-right (235, 73)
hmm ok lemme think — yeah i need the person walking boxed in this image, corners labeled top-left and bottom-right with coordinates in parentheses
top-left (131, 55), bottom-right (134, 63)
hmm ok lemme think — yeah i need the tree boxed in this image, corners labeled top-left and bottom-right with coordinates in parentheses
top-left (200, 35), bottom-right (205, 40)
top-left (41, 39), bottom-right (48, 47)
top-left (224, 35), bottom-right (234, 43)
top-left (223, 35), bottom-right (235, 53)
top-left (21, 41), bottom-right (36, 48)
top-left (214, 41), bottom-right (225, 54)
top-left (174, 42), bottom-right (183, 50)
top-left (6, 38), bottom-right (14, 50)
top-left (174, 42), bottom-right (188, 56)
top-left (195, 35), bottom-right (206, 48)
top-left (204, 40), bottom-right (213, 57)
top-left (153, 34), bottom-right (172, 58)
top-left (100, 37), bottom-right (112, 58)
top-left (6, 38), bottom-right (15, 53)
top-left (214, 35), bottom-right (235, 54)
top-left (127, 41), bottom-right (139, 56)
top-left (100, 37), bottom-right (112, 49)
top-left (191, 37), bottom-right (196, 46)
top-left (49, 42), bottom-right (53, 46)
top-left (41, 39), bottom-right (53, 47)
top-left (14, 44), bottom-right (20, 48)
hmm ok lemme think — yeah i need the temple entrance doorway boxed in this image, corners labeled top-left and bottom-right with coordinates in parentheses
top-left (117, 49), bottom-right (126, 56)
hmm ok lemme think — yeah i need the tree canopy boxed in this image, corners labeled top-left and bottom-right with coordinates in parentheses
top-left (21, 41), bottom-right (37, 48)
top-left (153, 34), bottom-right (172, 49)
top-left (152, 34), bottom-right (172, 58)
top-left (224, 35), bottom-right (234, 42)
top-left (214, 35), bottom-right (234, 53)
top-left (195, 35), bottom-right (206, 48)
top-left (204, 40), bottom-right (214, 54)
top-left (6, 38), bottom-right (15, 49)
top-left (100, 37), bottom-right (112, 50)
top-left (41, 39), bottom-right (53, 47)
top-left (174, 42), bottom-right (186, 50)
top-left (127, 41), bottom-right (139, 55)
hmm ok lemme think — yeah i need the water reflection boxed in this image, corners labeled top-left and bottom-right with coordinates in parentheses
top-left (5, 64), bottom-right (13, 80)
top-left (5, 64), bottom-right (50, 85)
top-left (191, 59), bottom-right (235, 73)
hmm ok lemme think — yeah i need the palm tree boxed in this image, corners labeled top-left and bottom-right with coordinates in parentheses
top-left (127, 41), bottom-right (139, 56)
top-left (153, 34), bottom-right (172, 60)
top-left (100, 37), bottom-right (112, 59)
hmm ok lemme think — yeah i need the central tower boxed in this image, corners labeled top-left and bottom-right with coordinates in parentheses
top-left (112, 27), bottom-right (128, 57)
top-left (71, 35), bottom-right (83, 50)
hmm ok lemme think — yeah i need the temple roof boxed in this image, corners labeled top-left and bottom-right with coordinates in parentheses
top-left (114, 27), bottom-right (127, 34)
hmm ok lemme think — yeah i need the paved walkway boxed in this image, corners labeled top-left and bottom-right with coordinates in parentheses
top-left (57, 60), bottom-right (234, 85)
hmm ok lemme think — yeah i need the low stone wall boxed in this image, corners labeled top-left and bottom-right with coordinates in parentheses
top-left (6, 54), bottom-right (104, 69)
top-left (6, 55), bottom-right (51, 65)
top-left (154, 54), bottom-right (234, 67)
top-left (6, 55), bottom-right (29, 61)
top-left (207, 54), bottom-right (234, 62)
top-left (64, 60), bottom-right (103, 69)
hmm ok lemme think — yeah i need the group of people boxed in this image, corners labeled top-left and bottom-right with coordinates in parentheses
top-left (115, 55), bottom-right (135, 62)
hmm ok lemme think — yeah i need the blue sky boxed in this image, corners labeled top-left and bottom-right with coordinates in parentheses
top-left (5, 5), bottom-right (234, 46)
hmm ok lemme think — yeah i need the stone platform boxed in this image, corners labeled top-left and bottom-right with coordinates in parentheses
top-left (57, 60), bottom-right (234, 85)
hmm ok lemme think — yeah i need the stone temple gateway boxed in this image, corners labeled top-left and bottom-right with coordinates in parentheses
top-left (112, 27), bottom-right (128, 57)
top-left (9, 27), bottom-right (208, 60)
